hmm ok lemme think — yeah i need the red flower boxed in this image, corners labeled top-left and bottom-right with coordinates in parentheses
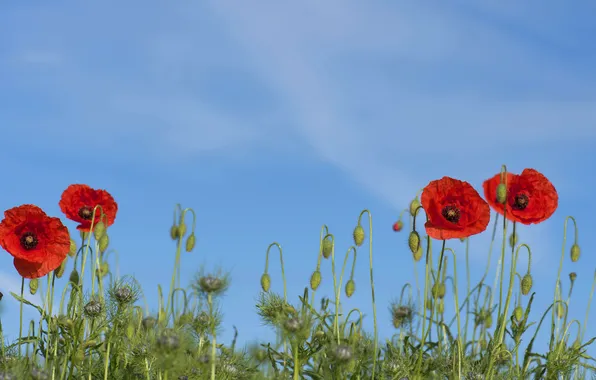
top-left (0, 205), bottom-right (70, 279)
top-left (483, 169), bottom-right (557, 225)
top-left (421, 177), bottom-right (490, 240)
top-left (59, 184), bottom-right (118, 232)
top-left (392, 221), bottom-right (403, 232)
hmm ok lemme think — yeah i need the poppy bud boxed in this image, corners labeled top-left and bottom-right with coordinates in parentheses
top-left (177, 223), bottom-right (187, 238)
top-left (170, 225), bottom-right (179, 241)
top-left (96, 262), bottom-right (109, 278)
top-left (521, 273), bottom-right (533, 295)
top-left (260, 273), bottom-right (271, 292)
top-left (322, 238), bottom-right (333, 259)
top-left (98, 234), bottom-right (109, 254)
top-left (570, 244), bottom-right (580, 262)
top-left (54, 259), bottom-right (67, 279)
top-left (392, 220), bottom-right (403, 232)
top-left (408, 231), bottom-right (421, 254)
top-left (185, 233), bottom-right (196, 252)
top-left (413, 246), bottom-right (423, 262)
top-left (555, 302), bottom-right (565, 319)
top-left (69, 239), bottom-right (77, 258)
top-left (485, 313), bottom-right (493, 328)
top-left (496, 183), bottom-right (507, 204)
top-left (345, 279), bottom-right (355, 298)
top-left (425, 298), bottom-right (433, 311)
top-left (353, 225), bottom-right (365, 247)
top-left (93, 221), bottom-right (106, 240)
top-left (514, 306), bottom-right (523, 322)
top-left (437, 302), bottom-right (444, 314)
top-left (80, 231), bottom-right (89, 241)
top-left (432, 283), bottom-right (446, 299)
top-left (310, 270), bottom-right (322, 291)
top-left (69, 270), bottom-right (80, 286)
top-left (29, 279), bottom-right (39, 295)
top-left (569, 272), bottom-right (577, 282)
top-left (509, 232), bottom-right (518, 248)
top-left (409, 197), bottom-right (421, 217)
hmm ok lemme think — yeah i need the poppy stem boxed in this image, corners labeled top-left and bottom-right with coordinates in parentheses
top-left (18, 277), bottom-right (24, 351)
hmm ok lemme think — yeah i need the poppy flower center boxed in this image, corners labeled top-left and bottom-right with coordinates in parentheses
top-left (441, 205), bottom-right (461, 224)
top-left (20, 232), bottom-right (39, 250)
top-left (78, 206), bottom-right (94, 220)
top-left (512, 194), bottom-right (529, 210)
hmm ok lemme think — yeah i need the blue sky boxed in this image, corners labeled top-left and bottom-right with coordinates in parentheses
top-left (1, 0), bottom-right (596, 362)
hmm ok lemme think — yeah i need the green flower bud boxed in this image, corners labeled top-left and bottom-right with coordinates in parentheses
top-left (310, 270), bottom-right (322, 291)
top-left (345, 279), bottom-right (355, 298)
top-left (177, 223), bottom-right (187, 238)
top-left (570, 244), bottom-right (580, 262)
top-left (170, 225), bottom-right (179, 240)
top-left (409, 197), bottom-right (421, 217)
top-left (69, 270), bottom-right (80, 286)
top-left (54, 258), bottom-right (67, 278)
top-left (353, 225), bottom-right (365, 247)
top-left (185, 233), bottom-right (196, 252)
top-left (29, 278), bottom-right (39, 295)
top-left (496, 183), bottom-right (507, 204)
top-left (514, 306), bottom-right (524, 322)
top-left (437, 302), bottom-right (444, 314)
top-left (509, 232), bottom-right (518, 248)
top-left (408, 231), bottom-right (421, 254)
top-left (431, 283), bottom-right (446, 299)
top-left (260, 273), bottom-right (271, 292)
top-left (555, 302), bottom-right (565, 319)
top-left (80, 230), bottom-right (89, 241)
top-left (322, 238), bottom-right (333, 259)
top-left (485, 313), bottom-right (493, 328)
top-left (69, 239), bottom-right (77, 258)
top-left (413, 245), bottom-right (423, 262)
top-left (98, 234), bottom-right (109, 254)
top-left (96, 262), bottom-right (109, 278)
top-left (521, 273), bottom-right (533, 295)
top-left (93, 221), bottom-right (106, 240)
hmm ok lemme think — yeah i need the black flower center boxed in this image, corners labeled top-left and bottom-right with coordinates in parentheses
top-left (512, 194), bottom-right (529, 210)
top-left (78, 206), bottom-right (94, 220)
top-left (441, 205), bottom-right (461, 223)
top-left (20, 232), bottom-right (39, 250)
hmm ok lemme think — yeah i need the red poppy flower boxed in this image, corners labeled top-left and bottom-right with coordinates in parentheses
top-left (0, 205), bottom-right (70, 279)
top-left (421, 177), bottom-right (490, 240)
top-left (392, 221), bottom-right (403, 232)
top-left (483, 169), bottom-right (557, 225)
top-left (59, 184), bottom-right (118, 232)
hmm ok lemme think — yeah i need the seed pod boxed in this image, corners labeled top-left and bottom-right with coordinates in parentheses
top-left (496, 183), bottom-right (507, 204)
top-left (170, 225), bottom-right (179, 240)
top-left (345, 279), bottom-right (355, 298)
top-left (514, 306), bottom-right (523, 322)
top-left (322, 238), bottom-right (333, 259)
top-left (509, 232), bottom-right (518, 248)
top-left (185, 233), bottom-right (196, 252)
top-left (408, 231), bottom-right (421, 254)
top-left (353, 225), bottom-right (365, 247)
top-left (29, 278), bottom-right (39, 295)
top-left (409, 197), bottom-right (421, 217)
top-left (93, 221), bottom-right (106, 240)
top-left (260, 273), bottom-right (271, 292)
top-left (98, 234), bottom-right (109, 254)
top-left (521, 273), bottom-right (533, 295)
top-left (569, 272), bottom-right (577, 282)
top-left (570, 244), bottom-right (580, 262)
top-left (69, 239), bottom-right (77, 258)
top-left (310, 270), bottom-right (322, 291)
